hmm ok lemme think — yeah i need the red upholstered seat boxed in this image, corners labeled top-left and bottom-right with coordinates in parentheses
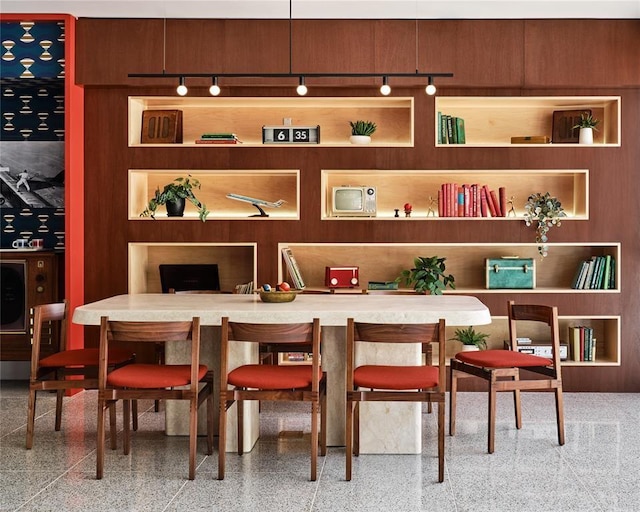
top-left (454, 349), bottom-right (551, 368)
top-left (107, 363), bottom-right (209, 388)
top-left (39, 347), bottom-right (134, 368)
top-left (228, 364), bottom-right (322, 390)
top-left (354, 365), bottom-right (439, 390)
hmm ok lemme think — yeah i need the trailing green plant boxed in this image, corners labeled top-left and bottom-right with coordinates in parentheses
top-left (395, 256), bottom-right (455, 295)
top-left (449, 326), bottom-right (489, 350)
top-left (523, 192), bottom-right (566, 257)
top-left (572, 112), bottom-right (599, 131)
top-left (349, 120), bottom-right (377, 136)
top-left (140, 175), bottom-right (209, 222)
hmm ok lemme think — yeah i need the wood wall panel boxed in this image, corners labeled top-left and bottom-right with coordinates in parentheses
top-left (79, 19), bottom-right (640, 392)
top-left (524, 20), bottom-right (640, 87)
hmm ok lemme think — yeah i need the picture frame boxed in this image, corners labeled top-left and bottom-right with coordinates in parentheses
top-left (141, 110), bottom-right (183, 143)
top-left (552, 109), bottom-right (591, 144)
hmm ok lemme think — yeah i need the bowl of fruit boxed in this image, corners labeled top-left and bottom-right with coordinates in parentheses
top-left (258, 282), bottom-right (299, 303)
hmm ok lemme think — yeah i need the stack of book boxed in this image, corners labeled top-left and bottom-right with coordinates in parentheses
top-left (438, 183), bottom-right (507, 217)
top-left (281, 247), bottom-right (305, 290)
top-left (571, 255), bottom-right (615, 290)
top-left (568, 325), bottom-right (597, 362)
top-left (234, 281), bottom-right (254, 294)
top-left (195, 133), bottom-right (242, 144)
top-left (437, 112), bottom-right (466, 144)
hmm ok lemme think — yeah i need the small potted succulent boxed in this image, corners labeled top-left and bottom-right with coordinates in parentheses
top-left (349, 120), bottom-right (377, 145)
top-left (450, 325), bottom-right (490, 351)
top-left (396, 255), bottom-right (455, 295)
top-left (523, 192), bottom-right (566, 257)
top-left (572, 112), bottom-right (599, 145)
top-left (140, 175), bottom-right (209, 221)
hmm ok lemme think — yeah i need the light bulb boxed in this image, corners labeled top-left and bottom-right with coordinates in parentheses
top-left (297, 77), bottom-right (307, 96)
top-left (425, 82), bottom-right (436, 96)
top-left (380, 84), bottom-right (391, 96)
top-left (176, 77), bottom-right (187, 96)
top-left (209, 84), bottom-right (221, 96)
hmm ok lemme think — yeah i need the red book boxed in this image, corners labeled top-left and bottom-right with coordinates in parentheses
top-left (480, 187), bottom-right (489, 217)
top-left (482, 185), bottom-right (497, 216)
top-left (437, 188), bottom-right (444, 217)
top-left (463, 184), bottom-right (470, 217)
top-left (499, 187), bottom-right (507, 217)
top-left (489, 189), bottom-right (502, 217)
top-left (451, 183), bottom-right (458, 217)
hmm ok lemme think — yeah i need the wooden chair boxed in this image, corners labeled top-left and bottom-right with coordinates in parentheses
top-left (27, 301), bottom-right (136, 449)
top-left (96, 316), bottom-right (214, 480)
top-left (218, 317), bottom-right (327, 481)
top-left (346, 318), bottom-right (446, 482)
top-left (449, 301), bottom-right (565, 453)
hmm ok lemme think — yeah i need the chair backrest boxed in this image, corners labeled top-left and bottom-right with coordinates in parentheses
top-left (507, 301), bottom-right (561, 374)
top-left (220, 317), bottom-right (321, 390)
top-left (99, 317), bottom-right (201, 391)
top-left (347, 318), bottom-right (446, 391)
top-left (30, 301), bottom-right (67, 376)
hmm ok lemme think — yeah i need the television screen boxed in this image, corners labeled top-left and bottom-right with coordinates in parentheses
top-left (159, 264), bottom-right (220, 293)
top-left (334, 188), bottom-right (363, 211)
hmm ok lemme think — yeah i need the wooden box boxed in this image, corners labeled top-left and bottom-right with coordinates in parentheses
top-left (141, 110), bottom-right (183, 143)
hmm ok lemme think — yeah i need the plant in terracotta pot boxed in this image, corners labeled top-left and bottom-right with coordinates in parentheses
top-left (572, 112), bottom-right (599, 144)
top-left (140, 175), bottom-right (209, 221)
top-left (450, 325), bottom-right (489, 351)
top-left (523, 192), bottom-right (566, 257)
top-left (349, 120), bottom-right (377, 145)
top-left (396, 256), bottom-right (455, 295)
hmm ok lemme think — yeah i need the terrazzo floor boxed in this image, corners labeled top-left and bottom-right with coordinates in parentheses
top-left (1, 381), bottom-right (638, 512)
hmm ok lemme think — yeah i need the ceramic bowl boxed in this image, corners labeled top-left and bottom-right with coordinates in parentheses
top-left (258, 290), bottom-right (299, 303)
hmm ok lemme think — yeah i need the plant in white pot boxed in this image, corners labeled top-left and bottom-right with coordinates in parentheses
top-left (349, 120), bottom-right (377, 145)
top-left (572, 112), bottom-right (599, 145)
top-left (140, 175), bottom-right (209, 221)
top-left (450, 325), bottom-right (489, 352)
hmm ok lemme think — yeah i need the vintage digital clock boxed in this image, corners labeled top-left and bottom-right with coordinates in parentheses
top-left (262, 125), bottom-right (320, 144)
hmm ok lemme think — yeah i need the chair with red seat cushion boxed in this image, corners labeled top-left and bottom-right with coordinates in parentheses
top-left (96, 316), bottom-right (213, 480)
top-left (218, 317), bottom-right (326, 481)
top-left (26, 301), bottom-right (136, 449)
top-left (449, 301), bottom-right (565, 454)
top-left (346, 318), bottom-right (446, 483)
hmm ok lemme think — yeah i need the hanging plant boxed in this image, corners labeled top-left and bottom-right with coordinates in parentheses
top-left (523, 192), bottom-right (566, 257)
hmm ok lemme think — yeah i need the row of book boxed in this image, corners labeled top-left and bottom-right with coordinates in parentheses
top-left (281, 247), bottom-right (306, 290)
top-left (195, 133), bottom-right (242, 144)
top-left (233, 281), bottom-right (254, 294)
top-left (437, 112), bottom-right (466, 144)
top-left (568, 325), bottom-right (597, 362)
top-left (571, 255), bottom-right (615, 290)
top-left (438, 183), bottom-right (508, 217)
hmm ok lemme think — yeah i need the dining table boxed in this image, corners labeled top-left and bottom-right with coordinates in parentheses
top-left (73, 292), bottom-right (491, 454)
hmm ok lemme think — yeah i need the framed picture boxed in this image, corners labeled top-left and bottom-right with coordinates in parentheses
top-left (552, 109), bottom-right (590, 144)
top-left (141, 110), bottom-right (183, 143)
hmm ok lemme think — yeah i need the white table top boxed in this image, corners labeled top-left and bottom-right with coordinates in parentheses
top-left (72, 293), bottom-right (491, 327)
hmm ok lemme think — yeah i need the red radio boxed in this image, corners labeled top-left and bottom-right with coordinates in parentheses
top-left (325, 266), bottom-right (359, 288)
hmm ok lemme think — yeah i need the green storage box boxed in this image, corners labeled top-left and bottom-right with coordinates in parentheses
top-left (486, 258), bottom-right (536, 289)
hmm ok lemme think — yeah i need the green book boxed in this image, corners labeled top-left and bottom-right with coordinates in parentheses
top-left (455, 117), bottom-right (466, 144)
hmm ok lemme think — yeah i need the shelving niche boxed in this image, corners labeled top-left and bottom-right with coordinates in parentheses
top-left (129, 169), bottom-right (299, 220)
top-left (128, 242), bottom-right (256, 294)
top-left (128, 96), bottom-right (413, 147)
top-left (278, 242), bottom-right (620, 294)
top-left (435, 96), bottom-right (620, 147)
top-left (322, 169), bottom-right (588, 220)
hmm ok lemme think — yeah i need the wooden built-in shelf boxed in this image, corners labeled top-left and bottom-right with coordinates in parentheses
top-left (129, 169), bottom-right (299, 220)
top-left (128, 96), bottom-right (414, 147)
top-left (435, 96), bottom-right (620, 147)
top-left (321, 169), bottom-right (588, 220)
top-left (279, 242), bottom-right (620, 294)
top-left (128, 242), bottom-right (256, 294)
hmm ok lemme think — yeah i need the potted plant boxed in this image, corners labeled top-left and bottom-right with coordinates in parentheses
top-left (523, 192), bottom-right (566, 257)
top-left (349, 120), bottom-right (377, 145)
top-left (395, 256), bottom-right (455, 295)
top-left (572, 112), bottom-right (599, 145)
top-left (450, 325), bottom-right (490, 351)
top-left (140, 175), bottom-right (209, 221)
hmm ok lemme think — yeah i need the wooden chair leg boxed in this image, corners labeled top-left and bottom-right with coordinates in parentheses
top-left (189, 397), bottom-right (197, 480)
top-left (345, 397), bottom-right (353, 481)
top-left (488, 380), bottom-right (497, 454)
top-left (218, 393), bottom-right (228, 480)
top-left (26, 388), bottom-right (37, 449)
top-left (449, 366), bottom-right (458, 436)
top-left (353, 401), bottom-right (360, 456)
top-left (310, 401), bottom-right (319, 481)
top-left (320, 388), bottom-right (327, 456)
top-left (237, 398), bottom-right (244, 455)
top-left (555, 387), bottom-right (565, 446)
top-left (513, 372), bottom-right (522, 429)
top-left (207, 382), bottom-right (214, 456)
top-left (437, 400), bottom-right (445, 483)
top-left (122, 399), bottom-right (131, 455)
top-left (55, 389), bottom-right (64, 431)
top-left (132, 399), bottom-right (138, 431)
top-left (96, 399), bottom-right (106, 479)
